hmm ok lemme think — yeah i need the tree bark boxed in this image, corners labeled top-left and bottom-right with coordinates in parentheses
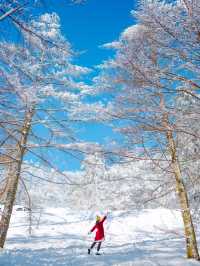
top-left (0, 107), bottom-right (34, 248)
top-left (164, 117), bottom-right (199, 260)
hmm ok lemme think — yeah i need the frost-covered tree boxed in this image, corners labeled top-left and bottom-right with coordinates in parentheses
top-left (175, 93), bottom-right (200, 223)
top-left (65, 151), bottom-right (171, 211)
top-left (0, 12), bottom-right (91, 248)
top-left (68, 152), bottom-right (106, 210)
top-left (82, 0), bottom-right (200, 260)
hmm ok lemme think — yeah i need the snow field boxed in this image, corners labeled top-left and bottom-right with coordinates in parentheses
top-left (0, 207), bottom-right (199, 266)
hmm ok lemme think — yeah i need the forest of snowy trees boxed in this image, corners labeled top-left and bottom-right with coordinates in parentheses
top-left (0, 0), bottom-right (200, 263)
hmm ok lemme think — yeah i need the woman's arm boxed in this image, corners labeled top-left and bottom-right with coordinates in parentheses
top-left (90, 224), bottom-right (97, 232)
top-left (101, 215), bottom-right (107, 223)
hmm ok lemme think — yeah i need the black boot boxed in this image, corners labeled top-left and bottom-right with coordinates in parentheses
top-left (96, 252), bottom-right (101, 255)
top-left (96, 241), bottom-right (101, 255)
top-left (88, 249), bottom-right (91, 254)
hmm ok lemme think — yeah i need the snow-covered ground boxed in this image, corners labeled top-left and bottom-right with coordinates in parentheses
top-left (0, 207), bottom-right (199, 266)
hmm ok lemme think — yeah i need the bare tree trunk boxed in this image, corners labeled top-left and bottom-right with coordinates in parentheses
top-left (0, 107), bottom-right (34, 248)
top-left (165, 120), bottom-right (199, 260)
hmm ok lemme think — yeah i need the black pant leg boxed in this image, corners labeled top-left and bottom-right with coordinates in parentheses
top-left (97, 241), bottom-right (102, 251)
top-left (90, 241), bottom-right (96, 249)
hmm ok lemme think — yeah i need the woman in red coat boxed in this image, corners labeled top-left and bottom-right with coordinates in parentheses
top-left (88, 214), bottom-right (107, 255)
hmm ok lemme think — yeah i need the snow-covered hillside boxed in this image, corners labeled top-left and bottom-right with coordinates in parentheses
top-left (0, 208), bottom-right (199, 266)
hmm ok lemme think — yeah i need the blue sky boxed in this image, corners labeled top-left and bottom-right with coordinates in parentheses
top-left (44, 0), bottom-right (136, 67)
top-left (38, 0), bottom-right (137, 171)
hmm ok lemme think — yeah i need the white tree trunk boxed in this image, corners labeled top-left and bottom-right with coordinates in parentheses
top-left (0, 107), bottom-right (34, 248)
top-left (166, 128), bottom-right (199, 260)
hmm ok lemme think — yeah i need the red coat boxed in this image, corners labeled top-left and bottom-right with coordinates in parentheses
top-left (90, 216), bottom-right (107, 241)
